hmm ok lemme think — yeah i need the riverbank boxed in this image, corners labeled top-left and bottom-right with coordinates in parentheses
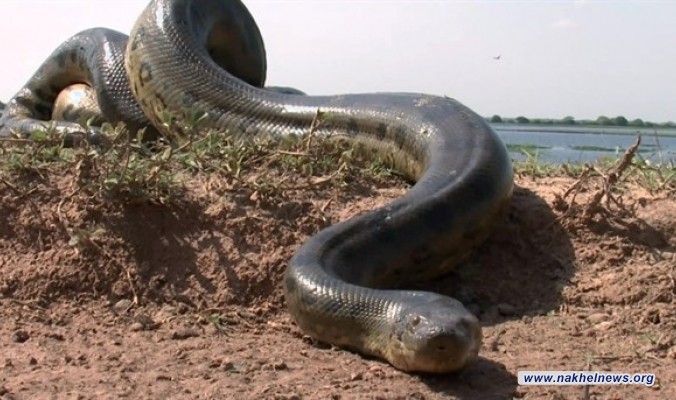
top-left (495, 124), bottom-right (676, 165)
top-left (0, 129), bottom-right (674, 399)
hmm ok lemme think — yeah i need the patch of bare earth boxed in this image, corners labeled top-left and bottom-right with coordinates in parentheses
top-left (0, 152), bottom-right (674, 399)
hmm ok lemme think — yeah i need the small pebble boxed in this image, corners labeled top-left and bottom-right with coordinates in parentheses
top-left (594, 321), bottom-right (615, 331)
top-left (13, 330), bottom-right (29, 343)
top-left (271, 360), bottom-right (288, 371)
top-left (129, 322), bottom-right (145, 332)
top-left (666, 346), bottom-right (676, 359)
top-left (112, 299), bottom-right (133, 314)
top-left (350, 372), bottom-right (363, 381)
top-left (586, 313), bottom-right (609, 324)
top-left (170, 329), bottom-right (199, 340)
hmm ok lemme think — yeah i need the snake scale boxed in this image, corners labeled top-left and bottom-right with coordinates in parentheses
top-left (0, 0), bottom-right (513, 373)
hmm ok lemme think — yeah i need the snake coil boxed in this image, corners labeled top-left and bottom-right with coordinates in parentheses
top-left (0, 0), bottom-right (513, 373)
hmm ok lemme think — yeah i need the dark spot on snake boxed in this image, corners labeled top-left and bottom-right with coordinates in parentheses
top-left (69, 51), bottom-right (78, 64)
top-left (16, 97), bottom-right (36, 111)
top-left (154, 93), bottom-right (167, 110)
top-left (181, 96), bottom-right (193, 108)
top-left (53, 52), bottom-right (67, 68)
top-left (346, 302), bottom-right (367, 318)
top-left (237, 118), bottom-right (251, 133)
top-left (35, 103), bottom-right (52, 118)
top-left (181, 89), bottom-right (200, 108)
top-left (300, 290), bottom-right (318, 307)
top-left (130, 27), bottom-right (145, 51)
top-left (284, 273), bottom-right (297, 293)
top-left (63, 104), bottom-right (76, 119)
top-left (49, 84), bottom-right (63, 97)
top-left (32, 88), bottom-right (47, 102)
top-left (79, 59), bottom-right (90, 74)
top-left (138, 61), bottom-right (153, 86)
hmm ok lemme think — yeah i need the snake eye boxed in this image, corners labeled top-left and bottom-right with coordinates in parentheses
top-left (410, 315), bottom-right (421, 327)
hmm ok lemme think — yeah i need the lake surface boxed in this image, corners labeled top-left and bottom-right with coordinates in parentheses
top-left (492, 124), bottom-right (676, 165)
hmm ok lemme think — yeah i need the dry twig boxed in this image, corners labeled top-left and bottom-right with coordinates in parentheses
top-left (556, 136), bottom-right (643, 227)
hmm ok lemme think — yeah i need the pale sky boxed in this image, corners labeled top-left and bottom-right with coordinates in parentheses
top-left (1, 0), bottom-right (674, 122)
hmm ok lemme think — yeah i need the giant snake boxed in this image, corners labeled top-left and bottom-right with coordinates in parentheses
top-left (0, 0), bottom-right (513, 373)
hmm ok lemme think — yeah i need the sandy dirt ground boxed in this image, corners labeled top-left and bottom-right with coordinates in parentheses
top-left (0, 149), bottom-right (674, 400)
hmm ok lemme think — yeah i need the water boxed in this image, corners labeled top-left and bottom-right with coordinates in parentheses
top-left (492, 124), bottom-right (676, 165)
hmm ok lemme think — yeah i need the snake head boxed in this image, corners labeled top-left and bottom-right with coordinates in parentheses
top-left (387, 295), bottom-right (482, 373)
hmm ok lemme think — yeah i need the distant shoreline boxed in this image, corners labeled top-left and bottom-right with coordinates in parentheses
top-left (2, 99), bottom-right (674, 139)
top-left (490, 123), bottom-right (676, 138)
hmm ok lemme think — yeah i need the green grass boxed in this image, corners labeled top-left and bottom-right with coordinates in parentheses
top-left (511, 146), bottom-right (675, 192)
top-left (0, 116), bottom-right (403, 205)
top-left (1, 116), bottom-right (673, 209)
top-left (506, 143), bottom-right (550, 153)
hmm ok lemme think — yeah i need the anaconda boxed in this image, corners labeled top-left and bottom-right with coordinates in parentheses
top-left (0, 0), bottom-right (513, 373)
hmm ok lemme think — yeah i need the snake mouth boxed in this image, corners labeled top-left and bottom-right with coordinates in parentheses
top-left (387, 296), bottom-right (482, 373)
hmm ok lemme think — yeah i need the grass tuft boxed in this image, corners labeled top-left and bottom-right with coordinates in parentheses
top-left (0, 111), bottom-right (401, 206)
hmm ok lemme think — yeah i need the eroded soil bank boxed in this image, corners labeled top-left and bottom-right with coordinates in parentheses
top-left (1, 149), bottom-right (674, 399)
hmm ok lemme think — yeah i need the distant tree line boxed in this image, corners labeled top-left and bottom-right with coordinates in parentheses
top-left (488, 114), bottom-right (676, 128)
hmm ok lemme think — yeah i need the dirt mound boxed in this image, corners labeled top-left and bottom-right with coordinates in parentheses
top-left (0, 139), bottom-right (404, 313)
top-left (1, 138), bottom-right (674, 398)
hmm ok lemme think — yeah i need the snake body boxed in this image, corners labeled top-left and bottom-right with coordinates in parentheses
top-left (0, 0), bottom-right (513, 373)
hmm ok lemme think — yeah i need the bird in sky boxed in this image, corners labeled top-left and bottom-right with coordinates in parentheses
top-left (493, 55), bottom-right (501, 60)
